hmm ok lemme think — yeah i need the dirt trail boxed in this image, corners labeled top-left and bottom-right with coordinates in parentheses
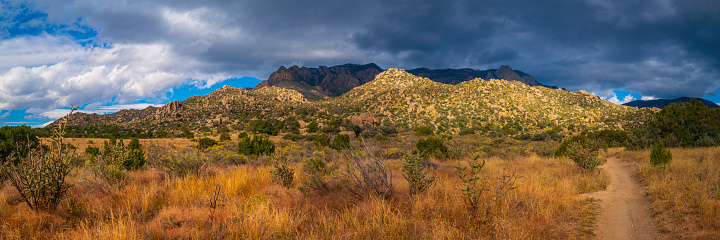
top-left (585, 157), bottom-right (664, 240)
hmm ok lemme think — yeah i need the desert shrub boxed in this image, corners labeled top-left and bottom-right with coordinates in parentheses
top-left (219, 132), bottom-right (231, 142)
top-left (381, 148), bottom-right (405, 159)
top-left (124, 138), bottom-right (145, 170)
top-left (414, 126), bottom-right (434, 136)
top-left (238, 135), bottom-right (275, 156)
top-left (5, 107), bottom-right (75, 211)
top-left (198, 137), bottom-right (218, 149)
top-left (270, 163), bottom-right (294, 188)
top-left (299, 157), bottom-right (334, 191)
top-left (565, 142), bottom-right (603, 172)
top-left (306, 121), bottom-right (319, 133)
top-left (248, 119), bottom-right (284, 136)
top-left (312, 134), bottom-right (331, 147)
top-left (237, 132), bottom-right (248, 140)
top-left (416, 136), bottom-right (448, 157)
top-left (455, 154), bottom-right (486, 212)
top-left (85, 146), bottom-right (100, 157)
top-left (650, 140), bottom-right (672, 167)
top-left (401, 152), bottom-right (436, 195)
top-left (329, 134), bottom-right (351, 151)
top-left (89, 143), bottom-right (130, 192)
top-left (207, 144), bottom-right (246, 165)
top-left (160, 147), bottom-right (208, 177)
top-left (337, 143), bottom-right (393, 200)
top-left (459, 128), bottom-right (475, 136)
top-left (532, 141), bottom-right (558, 158)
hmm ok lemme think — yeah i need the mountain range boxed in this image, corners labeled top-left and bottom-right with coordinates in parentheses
top-left (623, 97), bottom-right (719, 109)
top-left (254, 63), bottom-right (557, 100)
top-left (51, 67), bottom-right (652, 138)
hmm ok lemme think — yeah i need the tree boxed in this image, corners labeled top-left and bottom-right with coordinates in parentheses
top-left (0, 125), bottom-right (41, 163)
top-left (650, 141), bottom-right (672, 167)
top-left (238, 135), bottom-right (275, 156)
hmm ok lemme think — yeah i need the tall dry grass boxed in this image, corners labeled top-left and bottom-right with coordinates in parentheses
top-left (0, 152), bottom-right (609, 239)
top-left (617, 146), bottom-right (720, 239)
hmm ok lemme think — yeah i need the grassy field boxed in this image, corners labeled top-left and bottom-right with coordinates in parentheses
top-left (1, 136), bottom-right (611, 239)
top-left (615, 147), bottom-right (720, 239)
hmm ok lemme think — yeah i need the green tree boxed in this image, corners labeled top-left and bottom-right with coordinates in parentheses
top-left (650, 141), bottom-right (672, 167)
top-left (0, 125), bottom-right (41, 163)
top-left (238, 135), bottom-right (275, 156)
top-left (306, 121), bottom-right (319, 133)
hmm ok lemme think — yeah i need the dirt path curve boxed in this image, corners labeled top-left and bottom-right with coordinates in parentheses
top-left (585, 157), bottom-right (664, 240)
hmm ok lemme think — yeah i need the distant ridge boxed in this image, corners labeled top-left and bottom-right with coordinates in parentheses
top-left (623, 97), bottom-right (719, 109)
top-left (256, 63), bottom-right (557, 100)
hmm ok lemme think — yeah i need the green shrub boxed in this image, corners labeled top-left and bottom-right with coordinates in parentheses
top-left (5, 107), bottom-right (76, 211)
top-left (219, 132), bottom-right (231, 142)
top-left (329, 134), bottom-right (351, 151)
top-left (0, 125), bottom-right (41, 163)
top-left (416, 136), bottom-right (448, 157)
top-left (299, 157), bottom-right (333, 191)
top-left (414, 126), bottom-right (434, 136)
top-left (89, 142), bottom-right (130, 191)
top-left (455, 154), bottom-right (485, 212)
top-left (565, 142), bottom-right (603, 172)
top-left (237, 132), bottom-right (248, 140)
top-left (459, 128), bottom-right (475, 136)
top-left (270, 163), bottom-right (294, 188)
top-left (306, 121), bottom-right (319, 133)
top-left (124, 138), bottom-right (145, 170)
top-left (160, 147), bottom-right (208, 177)
top-left (238, 135), bottom-right (275, 156)
top-left (85, 146), bottom-right (100, 157)
top-left (198, 137), bottom-right (218, 149)
top-left (532, 141), bottom-right (557, 158)
top-left (650, 141), bottom-right (672, 167)
top-left (401, 152), bottom-right (436, 195)
top-left (313, 134), bottom-right (331, 147)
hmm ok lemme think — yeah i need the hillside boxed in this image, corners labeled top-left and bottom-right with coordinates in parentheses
top-left (407, 65), bottom-right (557, 88)
top-left (323, 69), bottom-right (650, 135)
top-left (623, 97), bottom-right (718, 109)
top-left (52, 69), bottom-right (652, 138)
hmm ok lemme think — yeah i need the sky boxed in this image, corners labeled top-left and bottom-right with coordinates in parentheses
top-left (1, 0), bottom-right (719, 127)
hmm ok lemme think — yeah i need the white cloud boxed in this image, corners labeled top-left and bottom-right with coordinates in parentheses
top-left (0, 35), bottom-right (230, 112)
top-left (641, 96), bottom-right (658, 100)
top-left (597, 92), bottom-right (635, 105)
top-left (0, 111), bottom-right (9, 119)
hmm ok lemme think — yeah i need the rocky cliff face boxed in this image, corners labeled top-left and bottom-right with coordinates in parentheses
top-left (255, 63), bottom-right (383, 100)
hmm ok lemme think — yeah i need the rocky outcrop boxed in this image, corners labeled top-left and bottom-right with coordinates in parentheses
top-left (155, 101), bottom-right (181, 118)
top-left (255, 63), bottom-right (383, 100)
top-left (348, 113), bottom-right (380, 126)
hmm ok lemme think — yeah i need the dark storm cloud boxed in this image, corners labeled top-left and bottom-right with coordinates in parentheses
top-left (9, 0), bottom-right (720, 100)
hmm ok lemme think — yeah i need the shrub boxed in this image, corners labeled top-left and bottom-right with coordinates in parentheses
top-left (124, 138), bottom-right (145, 170)
top-left (416, 136), bottom-right (448, 157)
top-left (532, 141), bottom-right (558, 158)
top-left (401, 152), bottom-right (436, 195)
top-left (313, 134), bottom-right (331, 147)
top-left (565, 142), bottom-right (603, 172)
top-left (237, 132), bottom-right (248, 140)
top-left (270, 163), bottom-right (294, 188)
top-left (5, 107), bottom-right (76, 211)
top-left (300, 157), bottom-right (333, 191)
top-left (459, 128), bottom-right (475, 136)
top-left (160, 147), bottom-right (208, 177)
top-left (238, 135), bottom-right (275, 156)
top-left (650, 141), bottom-right (672, 167)
top-left (455, 153), bottom-right (486, 212)
top-left (0, 125), bottom-right (41, 163)
top-left (89, 143), bottom-right (130, 192)
top-left (337, 143), bottom-right (393, 200)
top-left (414, 126), bottom-right (434, 136)
top-left (198, 137), bottom-right (218, 149)
top-left (306, 121), bottom-right (319, 133)
top-left (85, 146), bottom-right (100, 157)
top-left (329, 134), bottom-right (351, 151)
top-left (219, 132), bottom-right (231, 142)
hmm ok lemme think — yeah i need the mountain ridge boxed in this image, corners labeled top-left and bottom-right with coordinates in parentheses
top-left (255, 63), bottom-right (557, 100)
top-left (623, 97), bottom-right (718, 109)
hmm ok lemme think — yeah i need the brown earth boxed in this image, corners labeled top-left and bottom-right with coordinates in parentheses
top-left (586, 157), bottom-right (666, 240)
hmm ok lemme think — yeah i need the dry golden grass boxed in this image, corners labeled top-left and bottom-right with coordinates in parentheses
top-left (616, 146), bottom-right (720, 239)
top-left (0, 148), bottom-right (610, 239)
